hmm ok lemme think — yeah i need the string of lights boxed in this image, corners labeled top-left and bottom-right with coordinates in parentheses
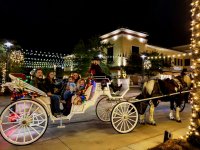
top-left (21, 49), bottom-right (67, 68)
top-left (185, 0), bottom-right (200, 146)
top-left (1, 63), bottom-right (6, 92)
top-left (147, 53), bottom-right (192, 60)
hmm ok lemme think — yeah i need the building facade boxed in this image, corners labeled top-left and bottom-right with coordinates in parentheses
top-left (100, 28), bottom-right (192, 75)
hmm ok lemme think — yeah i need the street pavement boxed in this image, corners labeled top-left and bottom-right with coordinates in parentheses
top-left (0, 87), bottom-right (192, 150)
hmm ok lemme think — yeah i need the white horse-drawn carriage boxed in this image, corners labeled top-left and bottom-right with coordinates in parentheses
top-left (0, 74), bottom-right (139, 145)
top-left (0, 73), bottom-right (191, 145)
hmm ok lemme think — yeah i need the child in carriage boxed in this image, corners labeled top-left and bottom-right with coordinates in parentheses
top-left (63, 76), bottom-right (76, 102)
top-left (72, 79), bottom-right (87, 105)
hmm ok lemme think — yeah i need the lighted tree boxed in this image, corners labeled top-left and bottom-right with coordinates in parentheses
top-left (186, 0), bottom-right (200, 147)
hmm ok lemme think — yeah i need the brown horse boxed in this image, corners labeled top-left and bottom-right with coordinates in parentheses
top-left (134, 75), bottom-right (191, 125)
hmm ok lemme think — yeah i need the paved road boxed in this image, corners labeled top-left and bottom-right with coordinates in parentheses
top-left (0, 88), bottom-right (191, 150)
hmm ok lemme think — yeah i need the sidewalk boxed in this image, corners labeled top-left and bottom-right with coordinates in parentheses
top-left (117, 127), bottom-right (188, 150)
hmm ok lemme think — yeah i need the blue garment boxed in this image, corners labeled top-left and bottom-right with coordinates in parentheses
top-left (63, 90), bottom-right (74, 101)
top-left (50, 94), bottom-right (61, 114)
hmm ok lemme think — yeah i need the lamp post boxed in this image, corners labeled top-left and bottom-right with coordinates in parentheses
top-left (4, 41), bottom-right (13, 81)
top-left (141, 54), bottom-right (146, 83)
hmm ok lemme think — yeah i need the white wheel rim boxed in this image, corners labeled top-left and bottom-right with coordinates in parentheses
top-left (96, 97), bottom-right (117, 122)
top-left (0, 100), bottom-right (48, 145)
top-left (111, 102), bottom-right (138, 133)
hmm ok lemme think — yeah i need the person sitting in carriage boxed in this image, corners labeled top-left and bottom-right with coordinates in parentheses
top-left (31, 68), bottom-right (61, 117)
top-left (61, 76), bottom-right (77, 115)
top-left (72, 79), bottom-right (87, 105)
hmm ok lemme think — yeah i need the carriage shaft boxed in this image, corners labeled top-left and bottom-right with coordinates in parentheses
top-left (129, 90), bottom-right (191, 103)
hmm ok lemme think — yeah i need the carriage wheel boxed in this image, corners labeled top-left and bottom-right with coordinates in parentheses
top-left (173, 100), bottom-right (186, 112)
top-left (96, 96), bottom-right (117, 122)
top-left (111, 102), bottom-right (138, 133)
top-left (0, 99), bottom-right (48, 145)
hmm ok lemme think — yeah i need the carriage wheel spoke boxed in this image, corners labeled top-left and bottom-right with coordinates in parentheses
top-left (116, 107), bottom-right (123, 115)
top-left (113, 111), bottom-right (122, 117)
top-left (126, 105), bottom-right (130, 113)
top-left (26, 126), bottom-right (34, 141)
top-left (116, 119), bottom-right (123, 129)
top-left (17, 103), bottom-right (22, 115)
top-left (123, 121), bottom-right (126, 131)
top-left (23, 126), bottom-right (26, 142)
top-left (127, 120), bottom-right (133, 127)
top-left (8, 109), bottom-right (20, 118)
top-left (15, 125), bottom-right (22, 142)
top-left (119, 105), bottom-right (124, 114)
top-left (4, 123), bottom-right (21, 132)
top-left (29, 126), bottom-right (40, 135)
top-left (128, 118), bottom-right (136, 123)
top-left (129, 111), bottom-right (136, 116)
top-left (27, 103), bottom-right (33, 116)
top-left (125, 120), bottom-right (129, 131)
top-left (7, 125), bottom-right (22, 138)
top-left (127, 107), bottom-right (134, 114)
top-left (99, 111), bottom-right (107, 119)
top-left (34, 124), bottom-right (45, 129)
top-left (113, 117), bottom-right (122, 124)
top-left (23, 102), bottom-right (26, 118)
top-left (29, 107), bottom-right (40, 117)
top-left (120, 121), bottom-right (124, 131)
top-left (2, 121), bottom-right (19, 125)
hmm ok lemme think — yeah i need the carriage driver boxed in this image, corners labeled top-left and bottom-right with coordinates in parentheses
top-left (31, 68), bottom-right (61, 117)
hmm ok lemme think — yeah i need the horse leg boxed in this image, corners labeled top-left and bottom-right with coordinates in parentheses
top-left (139, 114), bottom-right (145, 124)
top-left (148, 101), bottom-right (156, 125)
top-left (175, 97), bottom-right (182, 122)
top-left (169, 99), bottom-right (175, 120)
top-left (135, 101), bottom-right (148, 125)
top-left (175, 107), bottom-right (181, 122)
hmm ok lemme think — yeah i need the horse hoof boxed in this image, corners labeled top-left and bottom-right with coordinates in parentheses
top-left (176, 120), bottom-right (181, 123)
top-left (148, 122), bottom-right (156, 126)
top-left (139, 122), bottom-right (146, 125)
top-left (169, 117), bottom-right (175, 120)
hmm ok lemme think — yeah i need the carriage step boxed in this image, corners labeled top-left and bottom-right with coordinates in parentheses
top-left (57, 117), bottom-right (66, 128)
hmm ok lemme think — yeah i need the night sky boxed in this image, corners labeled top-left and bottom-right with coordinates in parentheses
top-left (0, 0), bottom-right (191, 53)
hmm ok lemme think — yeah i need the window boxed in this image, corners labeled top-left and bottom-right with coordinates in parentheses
top-left (107, 47), bottom-right (113, 64)
top-left (184, 59), bottom-right (190, 66)
top-left (174, 58), bottom-right (177, 65)
top-left (132, 46), bottom-right (139, 54)
top-left (180, 59), bottom-right (182, 66)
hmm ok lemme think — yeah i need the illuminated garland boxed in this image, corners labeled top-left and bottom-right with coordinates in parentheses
top-left (1, 63), bottom-right (6, 92)
top-left (21, 49), bottom-right (66, 68)
top-left (144, 60), bottom-right (152, 69)
top-left (147, 53), bottom-right (192, 60)
top-left (10, 50), bottom-right (24, 63)
top-left (186, 0), bottom-right (200, 147)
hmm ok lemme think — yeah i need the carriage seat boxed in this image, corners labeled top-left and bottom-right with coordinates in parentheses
top-left (111, 78), bottom-right (130, 97)
top-left (93, 76), bottom-right (110, 83)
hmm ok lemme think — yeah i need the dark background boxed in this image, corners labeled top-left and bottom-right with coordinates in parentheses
top-left (0, 0), bottom-right (191, 53)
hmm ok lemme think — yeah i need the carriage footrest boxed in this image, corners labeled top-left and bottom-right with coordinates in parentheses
top-left (57, 118), bottom-right (66, 128)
